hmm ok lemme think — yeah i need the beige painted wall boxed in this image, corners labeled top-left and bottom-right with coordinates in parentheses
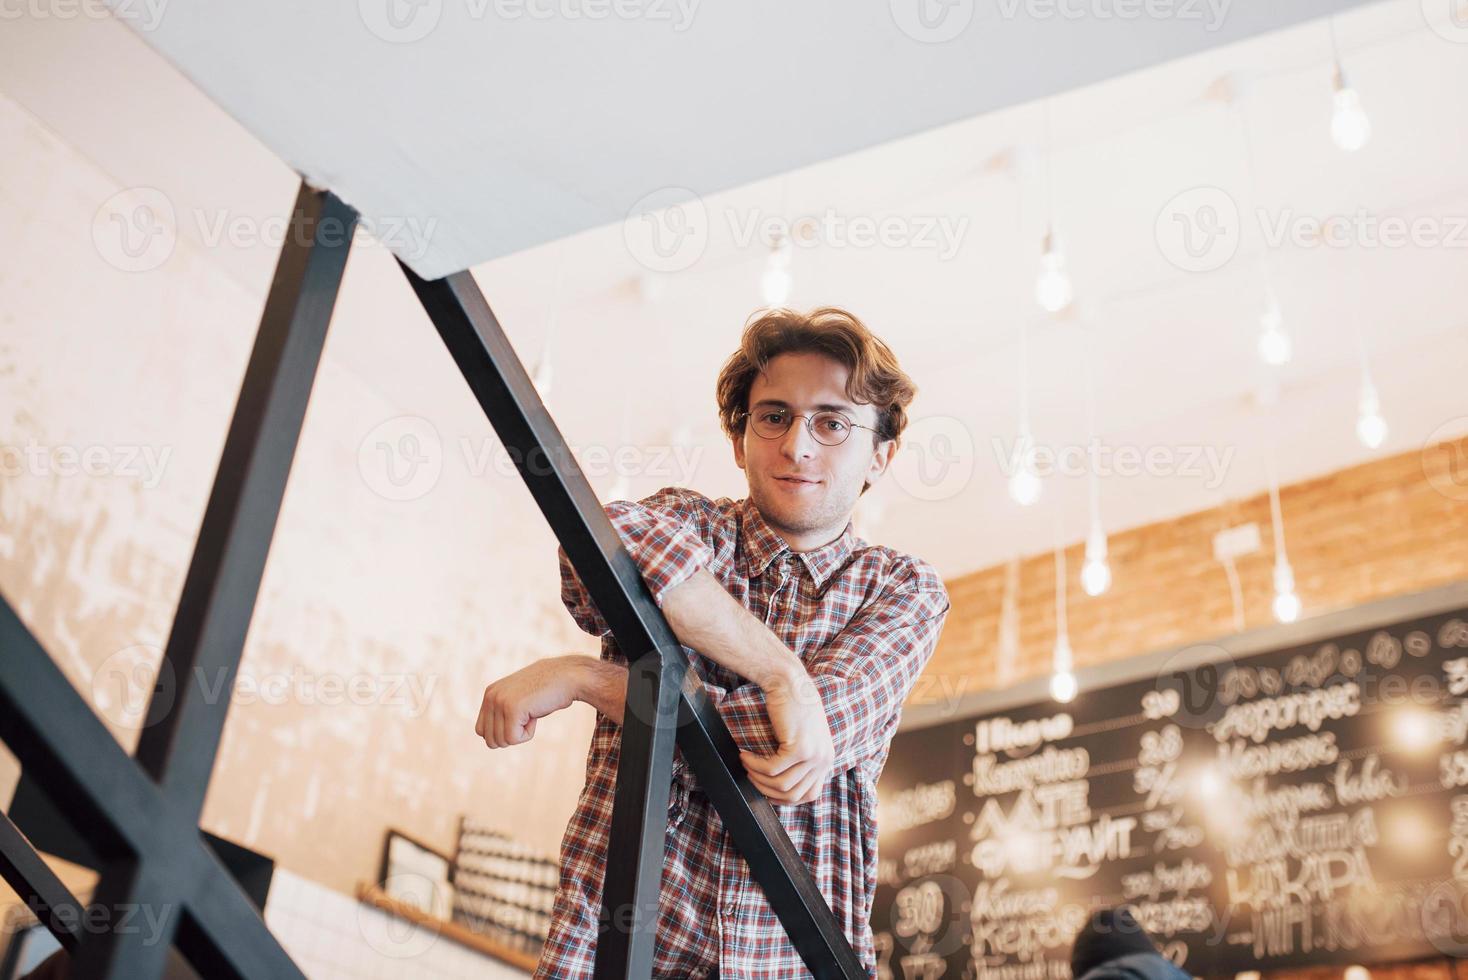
top-left (0, 91), bottom-right (608, 899)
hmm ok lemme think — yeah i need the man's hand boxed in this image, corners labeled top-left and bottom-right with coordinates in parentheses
top-left (475, 656), bottom-right (584, 748)
top-left (663, 567), bottom-right (835, 803)
top-left (739, 670), bottom-right (835, 805)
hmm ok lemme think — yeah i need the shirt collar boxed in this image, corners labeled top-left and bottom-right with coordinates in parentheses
top-left (738, 497), bottom-right (859, 592)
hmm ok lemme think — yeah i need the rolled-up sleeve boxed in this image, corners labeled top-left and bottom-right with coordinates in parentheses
top-left (557, 487), bottom-right (716, 638)
top-left (700, 557), bottom-right (950, 775)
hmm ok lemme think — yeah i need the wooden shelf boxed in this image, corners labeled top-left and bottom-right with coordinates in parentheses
top-left (354, 882), bottom-right (541, 972)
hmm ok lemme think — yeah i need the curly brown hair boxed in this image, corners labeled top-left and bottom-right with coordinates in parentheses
top-left (715, 306), bottom-right (918, 461)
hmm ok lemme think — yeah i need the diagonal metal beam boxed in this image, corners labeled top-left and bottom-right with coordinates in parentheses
top-left (669, 678), bottom-right (870, 979)
top-left (69, 856), bottom-right (176, 979)
top-left (1, 171), bottom-right (859, 978)
top-left (400, 263), bottom-right (681, 978)
top-left (0, 811), bottom-right (84, 953)
top-left (593, 647), bottom-right (684, 980)
top-left (0, 600), bottom-right (174, 862)
top-left (8, 773), bottom-right (279, 914)
top-left (398, 264), bottom-right (867, 979)
top-left (131, 181), bottom-right (357, 824)
top-left (74, 179), bottom-right (354, 978)
top-left (0, 177), bottom-right (350, 979)
top-left (0, 594), bottom-right (306, 980)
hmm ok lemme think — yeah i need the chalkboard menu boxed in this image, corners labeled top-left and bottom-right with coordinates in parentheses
top-left (871, 603), bottom-right (1468, 978)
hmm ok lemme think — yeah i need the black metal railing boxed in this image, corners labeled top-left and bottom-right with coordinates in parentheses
top-left (0, 181), bottom-right (864, 979)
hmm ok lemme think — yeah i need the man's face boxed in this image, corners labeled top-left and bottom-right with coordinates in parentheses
top-left (732, 352), bottom-right (895, 543)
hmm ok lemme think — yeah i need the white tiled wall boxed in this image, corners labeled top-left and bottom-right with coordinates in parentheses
top-left (263, 869), bottom-right (530, 980)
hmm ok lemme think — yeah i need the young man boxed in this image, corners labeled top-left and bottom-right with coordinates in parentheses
top-left (474, 307), bottom-right (952, 978)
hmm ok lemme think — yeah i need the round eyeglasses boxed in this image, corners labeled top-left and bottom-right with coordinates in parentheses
top-left (738, 409), bottom-right (877, 447)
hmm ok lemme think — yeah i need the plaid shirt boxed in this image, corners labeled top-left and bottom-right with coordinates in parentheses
top-left (535, 486), bottom-right (951, 979)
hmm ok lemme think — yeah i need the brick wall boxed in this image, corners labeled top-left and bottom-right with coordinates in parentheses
top-left (919, 434), bottom-right (1468, 702)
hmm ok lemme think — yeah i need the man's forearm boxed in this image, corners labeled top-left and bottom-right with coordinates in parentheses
top-left (572, 656), bottom-right (629, 725)
top-left (570, 567), bottom-right (805, 720)
top-left (660, 568), bottom-right (805, 691)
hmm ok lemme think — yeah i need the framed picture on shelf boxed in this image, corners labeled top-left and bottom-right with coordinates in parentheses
top-left (377, 828), bottom-right (454, 920)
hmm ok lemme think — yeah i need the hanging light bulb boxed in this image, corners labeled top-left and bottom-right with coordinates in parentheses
top-left (1009, 468), bottom-right (1042, 508)
top-left (1078, 320), bottom-right (1110, 597)
top-left (1081, 519), bottom-right (1111, 597)
top-left (1035, 229), bottom-right (1073, 314)
top-left (1331, 65), bottom-right (1371, 153)
top-left (1267, 454), bottom-right (1300, 623)
top-left (1236, 101), bottom-right (1291, 368)
top-left (531, 352), bottom-right (554, 401)
top-left (1008, 429), bottom-right (1042, 507)
top-left (1356, 380), bottom-right (1387, 449)
top-left (1256, 292), bottom-right (1292, 366)
top-left (535, 245), bottom-right (565, 401)
top-left (1050, 629), bottom-right (1077, 703)
top-left (1011, 320), bottom-right (1042, 507)
top-left (1050, 532), bottom-right (1078, 703)
top-left (1050, 661), bottom-right (1078, 704)
top-left (1272, 560), bottom-right (1301, 623)
top-left (760, 232), bottom-right (793, 306)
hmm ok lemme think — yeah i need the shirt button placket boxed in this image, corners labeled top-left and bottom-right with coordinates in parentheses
top-left (769, 563), bottom-right (780, 624)
top-left (766, 556), bottom-right (790, 626)
top-left (715, 834), bottom-right (731, 968)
